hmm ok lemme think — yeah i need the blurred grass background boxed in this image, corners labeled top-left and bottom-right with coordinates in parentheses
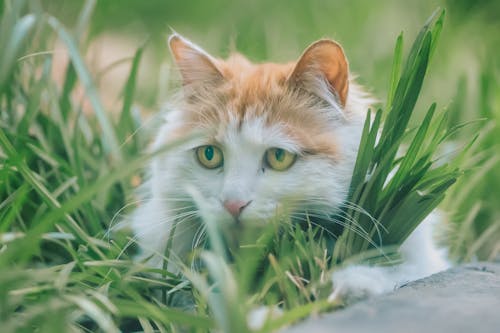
top-left (0, 0), bottom-right (499, 332)
top-left (40, 0), bottom-right (500, 114)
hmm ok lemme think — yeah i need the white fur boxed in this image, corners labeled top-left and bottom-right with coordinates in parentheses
top-left (247, 306), bottom-right (283, 331)
top-left (129, 37), bottom-right (450, 303)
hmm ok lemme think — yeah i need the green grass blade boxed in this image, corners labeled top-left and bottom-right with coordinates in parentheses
top-left (0, 14), bottom-right (36, 90)
top-left (386, 33), bottom-right (403, 111)
top-left (47, 16), bottom-right (122, 163)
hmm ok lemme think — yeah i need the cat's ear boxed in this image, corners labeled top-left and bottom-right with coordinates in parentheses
top-left (168, 34), bottom-right (224, 85)
top-left (289, 40), bottom-right (349, 107)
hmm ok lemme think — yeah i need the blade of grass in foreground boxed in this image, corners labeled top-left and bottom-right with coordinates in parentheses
top-left (0, 132), bottom-right (200, 265)
top-left (336, 9), bottom-right (474, 258)
top-left (118, 44), bottom-right (145, 155)
top-left (385, 33), bottom-right (403, 112)
top-left (0, 0), bottom-right (36, 91)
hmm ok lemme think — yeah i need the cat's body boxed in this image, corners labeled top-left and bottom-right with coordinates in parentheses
top-left (130, 34), bottom-right (450, 302)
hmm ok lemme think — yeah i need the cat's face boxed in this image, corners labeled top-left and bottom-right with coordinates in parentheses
top-left (151, 35), bottom-right (369, 227)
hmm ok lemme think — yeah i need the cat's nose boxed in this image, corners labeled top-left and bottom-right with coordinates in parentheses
top-left (223, 200), bottom-right (251, 218)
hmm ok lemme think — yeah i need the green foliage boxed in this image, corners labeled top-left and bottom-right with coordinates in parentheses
top-left (0, 1), bottom-right (497, 332)
top-left (446, 66), bottom-right (500, 261)
top-left (335, 10), bottom-right (470, 260)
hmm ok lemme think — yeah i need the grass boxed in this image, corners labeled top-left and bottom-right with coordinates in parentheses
top-left (445, 67), bottom-right (500, 261)
top-left (0, 1), bottom-right (498, 332)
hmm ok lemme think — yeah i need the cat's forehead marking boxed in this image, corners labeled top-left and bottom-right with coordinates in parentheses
top-left (177, 54), bottom-right (340, 159)
top-left (216, 116), bottom-right (301, 153)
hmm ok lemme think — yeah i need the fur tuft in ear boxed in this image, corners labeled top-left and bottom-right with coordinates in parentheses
top-left (289, 40), bottom-right (349, 107)
top-left (168, 34), bottom-right (224, 85)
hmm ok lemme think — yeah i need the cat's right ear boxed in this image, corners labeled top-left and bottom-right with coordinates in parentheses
top-left (168, 34), bottom-right (224, 86)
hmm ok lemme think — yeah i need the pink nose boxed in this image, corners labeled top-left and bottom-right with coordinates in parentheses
top-left (223, 200), bottom-right (251, 218)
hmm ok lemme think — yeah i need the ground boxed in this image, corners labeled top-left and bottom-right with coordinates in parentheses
top-left (283, 260), bottom-right (500, 333)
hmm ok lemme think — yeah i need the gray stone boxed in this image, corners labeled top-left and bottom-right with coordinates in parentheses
top-left (283, 262), bottom-right (500, 333)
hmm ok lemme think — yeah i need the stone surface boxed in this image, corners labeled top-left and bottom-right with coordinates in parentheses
top-left (283, 261), bottom-right (500, 333)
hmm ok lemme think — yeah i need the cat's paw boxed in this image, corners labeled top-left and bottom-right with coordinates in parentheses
top-left (247, 306), bottom-right (283, 331)
top-left (329, 265), bottom-right (395, 304)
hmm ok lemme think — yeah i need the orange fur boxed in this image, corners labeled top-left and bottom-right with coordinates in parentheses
top-left (167, 35), bottom-right (364, 159)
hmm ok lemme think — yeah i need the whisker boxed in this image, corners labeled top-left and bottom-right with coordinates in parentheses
top-left (286, 215), bottom-right (339, 239)
top-left (118, 111), bottom-right (165, 149)
top-left (340, 200), bottom-right (386, 232)
top-left (283, 197), bottom-right (386, 247)
top-left (290, 210), bottom-right (383, 252)
top-left (336, 209), bottom-right (383, 246)
top-left (192, 224), bottom-right (207, 251)
top-left (106, 202), bottom-right (197, 239)
top-left (116, 210), bottom-right (200, 259)
top-left (290, 212), bottom-right (368, 241)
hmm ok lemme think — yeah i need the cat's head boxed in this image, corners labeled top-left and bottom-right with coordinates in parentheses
top-left (151, 34), bottom-right (372, 228)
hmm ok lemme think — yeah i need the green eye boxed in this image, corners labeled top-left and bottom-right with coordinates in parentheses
top-left (196, 145), bottom-right (223, 169)
top-left (265, 148), bottom-right (296, 171)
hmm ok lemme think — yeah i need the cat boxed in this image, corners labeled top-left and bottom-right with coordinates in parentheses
top-left (129, 33), bottom-right (450, 304)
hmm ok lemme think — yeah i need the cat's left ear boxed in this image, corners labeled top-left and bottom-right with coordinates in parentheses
top-left (289, 40), bottom-right (349, 107)
top-left (168, 34), bottom-right (224, 86)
